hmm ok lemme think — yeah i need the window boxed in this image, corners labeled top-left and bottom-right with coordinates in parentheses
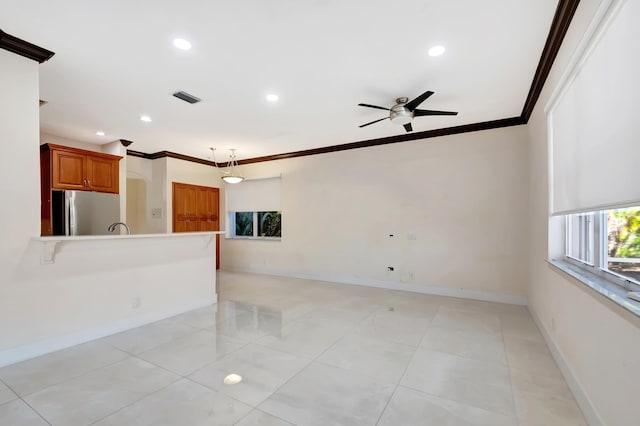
top-left (565, 207), bottom-right (640, 288)
top-left (229, 211), bottom-right (281, 238)
top-left (225, 177), bottom-right (282, 239)
top-left (547, 1), bottom-right (640, 308)
top-left (258, 211), bottom-right (281, 237)
top-left (234, 212), bottom-right (254, 237)
top-left (566, 212), bottom-right (595, 265)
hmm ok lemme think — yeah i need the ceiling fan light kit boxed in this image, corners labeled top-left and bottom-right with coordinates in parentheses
top-left (358, 90), bottom-right (458, 133)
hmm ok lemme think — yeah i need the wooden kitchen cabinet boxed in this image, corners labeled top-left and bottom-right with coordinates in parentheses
top-left (42, 143), bottom-right (121, 193)
top-left (40, 143), bottom-right (122, 235)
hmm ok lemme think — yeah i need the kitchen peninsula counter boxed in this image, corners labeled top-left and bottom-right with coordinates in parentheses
top-left (1, 231), bottom-right (223, 367)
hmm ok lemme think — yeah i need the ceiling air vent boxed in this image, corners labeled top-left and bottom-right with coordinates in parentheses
top-left (172, 91), bottom-right (201, 104)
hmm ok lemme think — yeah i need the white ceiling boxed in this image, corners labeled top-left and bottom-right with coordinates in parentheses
top-left (5, 0), bottom-right (559, 161)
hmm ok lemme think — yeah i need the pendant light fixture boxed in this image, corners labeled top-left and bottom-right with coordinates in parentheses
top-left (210, 148), bottom-right (244, 184)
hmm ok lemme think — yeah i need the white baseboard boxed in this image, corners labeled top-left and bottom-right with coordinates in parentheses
top-left (223, 267), bottom-right (528, 305)
top-left (0, 295), bottom-right (217, 368)
top-left (529, 309), bottom-right (603, 426)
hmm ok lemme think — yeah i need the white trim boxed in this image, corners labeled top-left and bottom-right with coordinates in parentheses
top-left (224, 267), bottom-right (528, 305)
top-left (529, 308), bottom-right (604, 426)
top-left (0, 295), bottom-right (217, 368)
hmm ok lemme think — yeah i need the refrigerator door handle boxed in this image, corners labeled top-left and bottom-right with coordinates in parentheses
top-left (66, 191), bottom-right (76, 236)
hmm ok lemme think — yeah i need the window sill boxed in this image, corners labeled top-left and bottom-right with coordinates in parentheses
top-left (547, 259), bottom-right (640, 318)
top-left (225, 236), bottom-right (281, 241)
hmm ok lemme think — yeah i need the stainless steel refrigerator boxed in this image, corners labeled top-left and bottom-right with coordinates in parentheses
top-left (51, 190), bottom-right (120, 236)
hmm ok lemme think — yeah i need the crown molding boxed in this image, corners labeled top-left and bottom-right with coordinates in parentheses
top-left (521, 0), bottom-right (580, 122)
top-left (0, 29), bottom-right (54, 63)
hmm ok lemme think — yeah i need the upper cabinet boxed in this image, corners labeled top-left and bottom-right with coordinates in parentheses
top-left (41, 144), bottom-right (122, 193)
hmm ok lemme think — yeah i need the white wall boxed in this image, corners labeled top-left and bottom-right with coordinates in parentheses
top-left (222, 125), bottom-right (529, 302)
top-left (526, 1), bottom-right (640, 425)
top-left (0, 50), bottom-right (40, 289)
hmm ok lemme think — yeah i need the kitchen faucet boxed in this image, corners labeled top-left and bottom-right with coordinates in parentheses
top-left (107, 222), bottom-right (131, 235)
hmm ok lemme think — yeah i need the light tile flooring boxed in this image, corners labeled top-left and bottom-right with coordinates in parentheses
top-left (0, 271), bottom-right (587, 425)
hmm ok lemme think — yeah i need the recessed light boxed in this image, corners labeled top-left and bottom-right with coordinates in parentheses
top-left (428, 45), bottom-right (446, 57)
top-left (96, 131), bottom-right (105, 136)
top-left (223, 374), bottom-right (243, 385)
top-left (140, 115), bottom-right (152, 122)
top-left (266, 94), bottom-right (279, 102)
top-left (173, 38), bottom-right (192, 50)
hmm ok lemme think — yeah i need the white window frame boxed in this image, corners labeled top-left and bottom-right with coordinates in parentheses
top-left (227, 211), bottom-right (282, 240)
top-left (564, 209), bottom-right (640, 292)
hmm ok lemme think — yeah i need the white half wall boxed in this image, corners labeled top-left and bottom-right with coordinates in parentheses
top-left (526, 1), bottom-right (640, 425)
top-left (0, 235), bottom-right (217, 367)
top-left (221, 125), bottom-right (529, 301)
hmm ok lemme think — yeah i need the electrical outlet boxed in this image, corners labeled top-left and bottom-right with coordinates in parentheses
top-left (151, 208), bottom-right (162, 219)
top-left (132, 296), bottom-right (141, 309)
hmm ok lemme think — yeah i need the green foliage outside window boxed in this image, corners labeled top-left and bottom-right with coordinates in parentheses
top-left (258, 211), bottom-right (281, 237)
top-left (235, 212), bottom-right (253, 236)
top-left (608, 208), bottom-right (640, 258)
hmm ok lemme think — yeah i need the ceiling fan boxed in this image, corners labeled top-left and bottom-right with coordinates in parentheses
top-left (358, 90), bottom-right (458, 132)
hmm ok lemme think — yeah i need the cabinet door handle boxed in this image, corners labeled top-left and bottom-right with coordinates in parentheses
top-left (83, 179), bottom-right (87, 186)
top-left (87, 180), bottom-right (91, 187)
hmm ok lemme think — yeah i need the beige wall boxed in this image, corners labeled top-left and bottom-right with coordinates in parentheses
top-left (126, 178), bottom-right (148, 234)
top-left (221, 125), bottom-right (529, 302)
top-left (526, 0), bottom-right (640, 425)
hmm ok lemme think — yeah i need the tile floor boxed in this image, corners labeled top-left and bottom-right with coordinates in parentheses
top-left (0, 271), bottom-right (587, 425)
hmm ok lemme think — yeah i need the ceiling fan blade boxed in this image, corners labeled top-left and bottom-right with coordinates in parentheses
top-left (413, 109), bottom-right (458, 116)
top-left (403, 123), bottom-right (413, 132)
top-left (405, 90), bottom-right (434, 111)
top-left (358, 103), bottom-right (390, 111)
top-left (359, 117), bottom-right (389, 128)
